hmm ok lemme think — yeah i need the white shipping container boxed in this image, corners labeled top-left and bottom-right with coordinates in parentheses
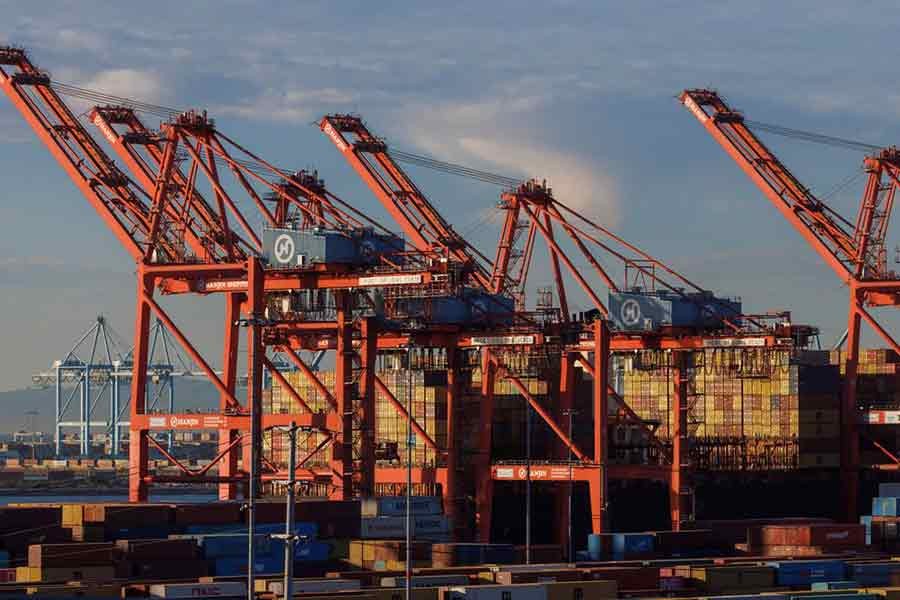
top-left (363, 495), bottom-right (443, 517)
top-left (266, 578), bottom-right (360, 596)
top-left (361, 516), bottom-right (405, 538)
top-left (446, 583), bottom-right (548, 600)
top-left (149, 582), bottom-right (246, 598)
top-left (488, 563), bottom-right (572, 573)
top-left (360, 516), bottom-right (452, 539)
top-left (382, 575), bottom-right (469, 588)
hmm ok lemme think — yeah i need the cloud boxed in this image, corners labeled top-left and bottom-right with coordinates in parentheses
top-left (56, 28), bottom-right (105, 52)
top-left (82, 68), bottom-right (164, 104)
top-left (403, 95), bottom-right (619, 226)
top-left (214, 87), bottom-right (357, 124)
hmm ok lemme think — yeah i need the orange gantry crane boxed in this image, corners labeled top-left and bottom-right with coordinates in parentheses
top-left (0, 44), bottom-right (820, 548)
top-left (680, 88), bottom-right (900, 519)
top-left (0, 46), bottom-right (464, 506)
top-left (319, 115), bottom-right (812, 537)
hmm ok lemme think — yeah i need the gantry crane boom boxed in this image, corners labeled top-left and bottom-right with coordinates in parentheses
top-left (91, 106), bottom-right (373, 262)
top-left (319, 114), bottom-right (493, 288)
top-left (680, 89), bottom-right (900, 285)
top-left (90, 105), bottom-right (254, 262)
top-left (681, 87), bottom-right (900, 522)
top-left (0, 48), bottom-right (166, 261)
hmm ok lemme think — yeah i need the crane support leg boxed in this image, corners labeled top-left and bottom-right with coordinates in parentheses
top-left (477, 349), bottom-right (495, 542)
top-left (358, 317), bottom-right (377, 497)
top-left (842, 293), bottom-right (862, 521)
top-left (331, 292), bottom-right (354, 500)
top-left (671, 352), bottom-right (690, 530)
top-left (591, 320), bottom-right (609, 533)
top-left (246, 258), bottom-right (264, 499)
top-left (555, 351), bottom-right (576, 550)
top-left (129, 273), bottom-right (153, 502)
top-left (445, 346), bottom-right (460, 538)
top-left (219, 293), bottom-right (241, 500)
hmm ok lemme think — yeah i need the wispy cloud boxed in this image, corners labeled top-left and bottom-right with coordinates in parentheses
top-left (213, 86), bottom-right (357, 124)
top-left (82, 68), bottom-right (165, 104)
top-left (403, 94), bottom-right (620, 225)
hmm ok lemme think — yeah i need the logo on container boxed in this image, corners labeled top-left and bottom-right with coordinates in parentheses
top-left (273, 234), bottom-right (295, 264)
top-left (620, 299), bottom-right (641, 326)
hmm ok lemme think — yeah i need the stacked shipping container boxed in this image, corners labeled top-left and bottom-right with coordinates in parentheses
top-left (615, 349), bottom-right (844, 470)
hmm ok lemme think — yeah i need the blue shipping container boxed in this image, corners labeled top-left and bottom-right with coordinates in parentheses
top-left (587, 534), bottom-right (604, 560)
top-left (873, 497), bottom-right (900, 516)
top-left (293, 541), bottom-right (331, 562)
top-left (183, 521), bottom-right (318, 538)
top-left (212, 553), bottom-right (283, 576)
top-left (878, 482), bottom-right (900, 497)
top-left (612, 533), bottom-right (654, 559)
top-left (849, 562), bottom-right (900, 585)
top-left (196, 534), bottom-right (272, 559)
top-left (769, 560), bottom-right (846, 586)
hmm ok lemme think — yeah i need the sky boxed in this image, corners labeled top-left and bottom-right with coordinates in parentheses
top-left (0, 1), bottom-right (899, 391)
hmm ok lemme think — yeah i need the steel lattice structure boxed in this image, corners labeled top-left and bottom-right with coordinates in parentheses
top-left (0, 48), bottom-right (822, 548)
top-left (681, 89), bottom-right (900, 520)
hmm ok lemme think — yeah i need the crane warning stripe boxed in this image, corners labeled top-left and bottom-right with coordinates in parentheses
top-left (863, 411), bottom-right (900, 424)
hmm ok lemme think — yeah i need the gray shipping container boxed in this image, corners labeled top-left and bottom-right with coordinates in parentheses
top-left (265, 578), bottom-right (360, 596)
top-left (149, 582), bottom-right (246, 598)
top-left (381, 575), bottom-right (469, 588)
top-left (446, 583), bottom-right (548, 600)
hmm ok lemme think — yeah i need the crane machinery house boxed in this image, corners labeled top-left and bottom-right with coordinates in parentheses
top-left (609, 289), bottom-right (741, 332)
top-left (263, 226), bottom-right (403, 268)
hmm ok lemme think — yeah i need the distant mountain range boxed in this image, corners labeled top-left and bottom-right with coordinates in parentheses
top-left (0, 379), bottom-right (222, 434)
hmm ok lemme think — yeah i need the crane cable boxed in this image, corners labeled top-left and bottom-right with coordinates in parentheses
top-left (744, 119), bottom-right (882, 154)
top-left (50, 81), bottom-right (523, 188)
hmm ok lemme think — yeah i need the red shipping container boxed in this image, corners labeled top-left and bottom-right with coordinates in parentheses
top-left (28, 542), bottom-right (118, 568)
top-left (83, 503), bottom-right (172, 528)
top-left (750, 524), bottom-right (864, 548)
top-left (757, 544), bottom-right (834, 557)
top-left (115, 538), bottom-right (198, 561)
top-left (687, 517), bottom-right (831, 545)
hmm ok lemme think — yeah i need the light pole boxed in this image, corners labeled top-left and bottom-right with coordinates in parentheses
top-left (405, 342), bottom-right (414, 600)
top-left (562, 408), bottom-right (579, 562)
top-left (525, 393), bottom-right (531, 565)
top-left (282, 422), bottom-right (298, 600)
